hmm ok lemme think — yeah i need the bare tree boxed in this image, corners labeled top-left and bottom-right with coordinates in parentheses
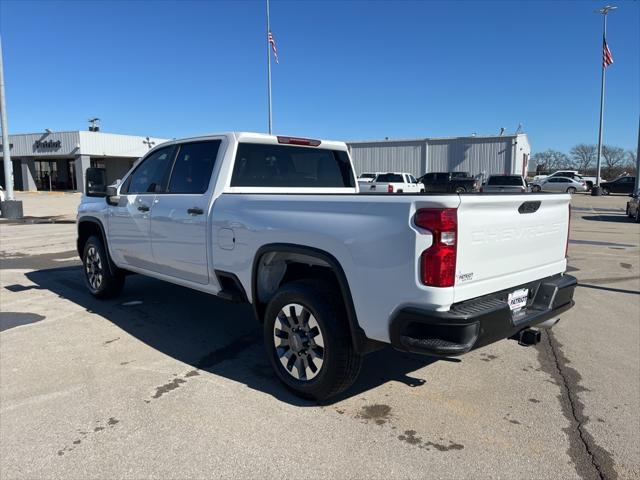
top-left (570, 144), bottom-right (597, 173)
top-left (601, 145), bottom-right (626, 178)
top-left (531, 150), bottom-right (571, 173)
top-left (624, 149), bottom-right (638, 176)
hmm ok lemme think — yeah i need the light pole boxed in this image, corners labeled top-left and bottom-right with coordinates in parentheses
top-left (0, 35), bottom-right (23, 218)
top-left (592, 5), bottom-right (617, 196)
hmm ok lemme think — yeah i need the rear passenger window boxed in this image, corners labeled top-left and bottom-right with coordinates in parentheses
top-left (231, 143), bottom-right (355, 188)
top-left (124, 146), bottom-right (175, 194)
top-left (168, 141), bottom-right (221, 194)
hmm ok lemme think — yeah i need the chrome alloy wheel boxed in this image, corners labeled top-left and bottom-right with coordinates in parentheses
top-left (85, 246), bottom-right (103, 291)
top-left (273, 303), bottom-right (325, 381)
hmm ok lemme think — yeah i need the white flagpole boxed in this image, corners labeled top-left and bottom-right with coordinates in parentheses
top-left (594, 5), bottom-right (616, 192)
top-left (266, 0), bottom-right (273, 134)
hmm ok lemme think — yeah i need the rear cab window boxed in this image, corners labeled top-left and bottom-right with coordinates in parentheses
top-left (487, 176), bottom-right (523, 186)
top-left (230, 143), bottom-right (355, 190)
top-left (376, 174), bottom-right (404, 183)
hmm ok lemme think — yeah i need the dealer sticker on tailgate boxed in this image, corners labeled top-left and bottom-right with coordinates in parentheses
top-left (508, 288), bottom-right (529, 312)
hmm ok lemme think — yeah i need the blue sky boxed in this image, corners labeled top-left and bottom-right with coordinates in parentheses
top-left (1, 0), bottom-right (638, 153)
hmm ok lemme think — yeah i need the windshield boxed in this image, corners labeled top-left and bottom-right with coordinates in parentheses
top-left (359, 173), bottom-right (376, 179)
top-left (375, 174), bottom-right (404, 183)
top-left (487, 176), bottom-right (523, 186)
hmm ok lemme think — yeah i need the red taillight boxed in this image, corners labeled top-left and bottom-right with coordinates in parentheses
top-left (276, 136), bottom-right (321, 147)
top-left (388, 184), bottom-right (394, 193)
top-left (565, 204), bottom-right (571, 258)
top-left (415, 208), bottom-right (457, 287)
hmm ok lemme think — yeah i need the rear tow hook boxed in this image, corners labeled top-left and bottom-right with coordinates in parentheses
top-left (512, 328), bottom-right (541, 346)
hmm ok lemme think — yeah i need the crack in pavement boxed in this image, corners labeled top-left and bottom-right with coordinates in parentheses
top-left (536, 329), bottom-right (617, 480)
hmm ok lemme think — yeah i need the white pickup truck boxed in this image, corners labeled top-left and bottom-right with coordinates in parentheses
top-left (77, 132), bottom-right (576, 400)
top-left (363, 172), bottom-right (424, 193)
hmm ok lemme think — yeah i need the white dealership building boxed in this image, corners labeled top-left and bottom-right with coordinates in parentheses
top-left (0, 130), bottom-right (168, 194)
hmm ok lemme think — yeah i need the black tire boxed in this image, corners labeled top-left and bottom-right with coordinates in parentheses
top-left (601, 187), bottom-right (610, 195)
top-left (263, 279), bottom-right (362, 400)
top-left (532, 185), bottom-right (541, 193)
top-left (82, 235), bottom-right (125, 299)
top-left (455, 186), bottom-right (466, 193)
top-left (567, 187), bottom-right (576, 194)
top-left (635, 209), bottom-right (640, 223)
top-left (397, 189), bottom-right (403, 193)
top-left (420, 189), bottom-right (425, 193)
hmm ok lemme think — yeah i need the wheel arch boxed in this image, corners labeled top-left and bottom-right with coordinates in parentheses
top-left (77, 216), bottom-right (119, 275)
top-left (251, 243), bottom-right (380, 354)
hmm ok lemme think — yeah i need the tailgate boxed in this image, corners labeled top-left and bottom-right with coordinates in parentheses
top-left (453, 194), bottom-right (570, 303)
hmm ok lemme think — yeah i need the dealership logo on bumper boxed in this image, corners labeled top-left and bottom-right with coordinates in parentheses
top-left (33, 140), bottom-right (62, 150)
top-left (470, 223), bottom-right (564, 244)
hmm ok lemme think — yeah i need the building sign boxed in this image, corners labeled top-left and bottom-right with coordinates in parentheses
top-left (34, 140), bottom-right (62, 151)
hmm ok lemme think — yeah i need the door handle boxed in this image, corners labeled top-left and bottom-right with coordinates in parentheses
top-left (187, 207), bottom-right (204, 215)
top-left (137, 205), bottom-right (150, 212)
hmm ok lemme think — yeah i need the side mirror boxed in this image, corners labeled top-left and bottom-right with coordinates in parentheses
top-left (85, 168), bottom-right (107, 197)
top-left (105, 184), bottom-right (121, 206)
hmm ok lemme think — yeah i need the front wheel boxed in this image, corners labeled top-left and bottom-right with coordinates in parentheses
top-left (82, 235), bottom-right (125, 299)
top-left (455, 186), bottom-right (466, 193)
top-left (635, 209), bottom-right (640, 223)
top-left (601, 187), bottom-right (610, 195)
top-left (532, 185), bottom-right (541, 192)
top-left (263, 280), bottom-right (362, 400)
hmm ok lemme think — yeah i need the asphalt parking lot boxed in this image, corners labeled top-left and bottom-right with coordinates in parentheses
top-left (1, 192), bottom-right (638, 479)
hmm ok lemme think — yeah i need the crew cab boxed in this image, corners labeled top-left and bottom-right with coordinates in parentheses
top-left (363, 172), bottom-right (424, 193)
top-left (419, 172), bottom-right (479, 193)
top-left (77, 132), bottom-right (576, 400)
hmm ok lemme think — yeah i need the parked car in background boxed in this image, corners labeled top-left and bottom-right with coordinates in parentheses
top-left (419, 172), bottom-right (479, 193)
top-left (533, 170), bottom-right (597, 189)
top-left (599, 176), bottom-right (636, 195)
top-left (481, 175), bottom-right (528, 193)
top-left (357, 172), bottom-right (380, 183)
top-left (531, 177), bottom-right (587, 194)
top-left (365, 172), bottom-right (424, 193)
top-left (626, 189), bottom-right (640, 222)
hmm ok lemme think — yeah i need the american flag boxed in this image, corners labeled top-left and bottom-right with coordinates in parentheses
top-left (268, 30), bottom-right (279, 64)
top-left (603, 37), bottom-right (613, 69)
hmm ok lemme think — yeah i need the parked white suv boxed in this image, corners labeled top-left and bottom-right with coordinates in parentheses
top-left (77, 132), bottom-right (576, 400)
top-left (364, 172), bottom-right (424, 193)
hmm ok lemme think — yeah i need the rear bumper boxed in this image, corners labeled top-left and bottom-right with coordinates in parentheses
top-left (389, 274), bottom-right (577, 357)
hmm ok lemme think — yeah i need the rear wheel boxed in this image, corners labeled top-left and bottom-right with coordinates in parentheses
top-left (397, 189), bottom-right (403, 193)
top-left (601, 187), bottom-right (610, 195)
top-left (532, 185), bottom-right (541, 193)
top-left (635, 209), bottom-right (640, 223)
top-left (82, 235), bottom-right (124, 299)
top-left (567, 187), bottom-right (576, 194)
top-left (263, 280), bottom-right (362, 400)
top-left (455, 186), bottom-right (466, 193)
